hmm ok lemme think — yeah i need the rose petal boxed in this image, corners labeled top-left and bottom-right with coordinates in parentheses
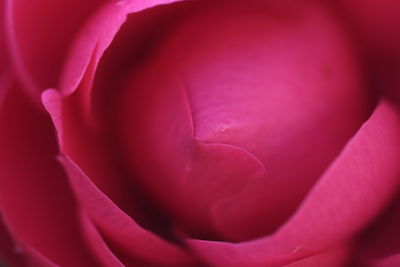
top-left (4, 0), bottom-right (105, 97)
top-left (119, 0), bottom-right (370, 241)
top-left (0, 83), bottom-right (115, 266)
top-left (0, 214), bottom-right (26, 267)
top-left (284, 243), bottom-right (351, 267)
top-left (370, 253), bottom-right (400, 267)
top-left (43, 90), bottom-right (200, 266)
top-left (56, 154), bottom-right (200, 267)
top-left (351, 192), bottom-right (400, 265)
top-left (187, 100), bottom-right (400, 267)
top-left (42, 88), bottom-right (170, 235)
top-left (60, 0), bottom-right (187, 100)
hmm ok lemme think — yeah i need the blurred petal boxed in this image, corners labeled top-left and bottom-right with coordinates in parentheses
top-left (0, 82), bottom-right (116, 266)
top-left (351, 192), bottom-right (400, 265)
top-left (60, 0), bottom-right (187, 107)
top-left (284, 243), bottom-right (351, 267)
top-left (370, 254), bottom-right (400, 267)
top-left (0, 214), bottom-right (26, 267)
top-left (188, 100), bottom-right (400, 267)
top-left (57, 154), bottom-right (200, 266)
top-left (43, 89), bottom-right (200, 266)
top-left (4, 0), bottom-right (105, 97)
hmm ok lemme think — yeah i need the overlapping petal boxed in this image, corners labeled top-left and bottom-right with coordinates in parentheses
top-left (188, 100), bottom-right (400, 267)
top-left (43, 89), bottom-right (201, 266)
top-left (0, 82), bottom-right (115, 266)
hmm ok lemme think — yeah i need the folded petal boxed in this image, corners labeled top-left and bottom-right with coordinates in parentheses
top-left (43, 89), bottom-right (200, 266)
top-left (188, 100), bottom-right (400, 267)
top-left (57, 153), bottom-right (200, 266)
top-left (4, 0), bottom-right (106, 97)
top-left (0, 82), bottom-right (117, 266)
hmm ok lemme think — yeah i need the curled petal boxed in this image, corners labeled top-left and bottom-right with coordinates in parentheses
top-left (0, 83), bottom-right (110, 266)
top-left (188, 100), bottom-right (400, 267)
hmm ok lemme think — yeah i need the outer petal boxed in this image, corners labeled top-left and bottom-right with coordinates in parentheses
top-left (331, 0), bottom-right (400, 103)
top-left (4, 0), bottom-right (105, 97)
top-left (350, 192), bottom-right (400, 266)
top-left (117, 0), bottom-right (370, 241)
top-left (43, 89), bottom-right (201, 266)
top-left (59, 0), bottom-right (187, 109)
top-left (284, 243), bottom-right (351, 267)
top-left (0, 214), bottom-right (26, 267)
top-left (187, 100), bottom-right (400, 267)
top-left (0, 82), bottom-right (119, 266)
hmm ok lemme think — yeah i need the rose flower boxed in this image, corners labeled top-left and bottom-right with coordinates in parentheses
top-left (1, 0), bottom-right (400, 266)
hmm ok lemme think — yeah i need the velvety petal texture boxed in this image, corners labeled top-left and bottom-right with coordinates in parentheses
top-left (187, 100), bottom-right (400, 266)
top-left (42, 89), bottom-right (200, 265)
top-left (2, 0), bottom-right (400, 266)
top-left (0, 83), bottom-right (112, 266)
top-left (4, 0), bottom-right (105, 97)
top-left (118, 0), bottom-right (370, 241)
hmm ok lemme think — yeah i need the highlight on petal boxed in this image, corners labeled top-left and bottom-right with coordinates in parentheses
top-left (187, 100), bottom-right (400, 267)
top-left (117, 0), bottom-right (370, 242)
top-left (60, 0), bottom-right (187, 100)
top-left (4, 0), bottom-right (185, 102)
top-left (284, 243), bottom-right (351, 267)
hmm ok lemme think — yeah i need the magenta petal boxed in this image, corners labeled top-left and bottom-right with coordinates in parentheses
top-left (60, 0), bottom-right (187, 98)
top-left (0, 215), bottom-right (26, 267)
top-left (284, 243), bottom-right (351, 267)
top-left (4, 0), bottom-right (105, 96)
top-left (57, 154), bottom-right (198, 266)
top-left (370, 254), bottom-right (400, 267)
top-left (0, 84), bottom-right (106, 266)
top-left (188, 100), bottom-right (400, 267)
top-left (174, 141), bottom-right (265, 238)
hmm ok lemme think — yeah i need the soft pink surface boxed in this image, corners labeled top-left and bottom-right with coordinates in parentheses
top-left (187, 100), bottom-right (400, 266)
top-left (118, 0), bottom-right (370, 241)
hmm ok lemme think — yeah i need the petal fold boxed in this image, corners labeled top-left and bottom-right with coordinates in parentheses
top-left (188, 100), bottom-right (400, 267)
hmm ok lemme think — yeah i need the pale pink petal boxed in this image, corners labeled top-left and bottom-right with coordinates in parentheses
top-left (188, 100), bottom-right (400, 267)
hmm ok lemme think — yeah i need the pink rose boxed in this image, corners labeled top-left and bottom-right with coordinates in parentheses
top-left (1, 0), bottom-right (400, 266)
